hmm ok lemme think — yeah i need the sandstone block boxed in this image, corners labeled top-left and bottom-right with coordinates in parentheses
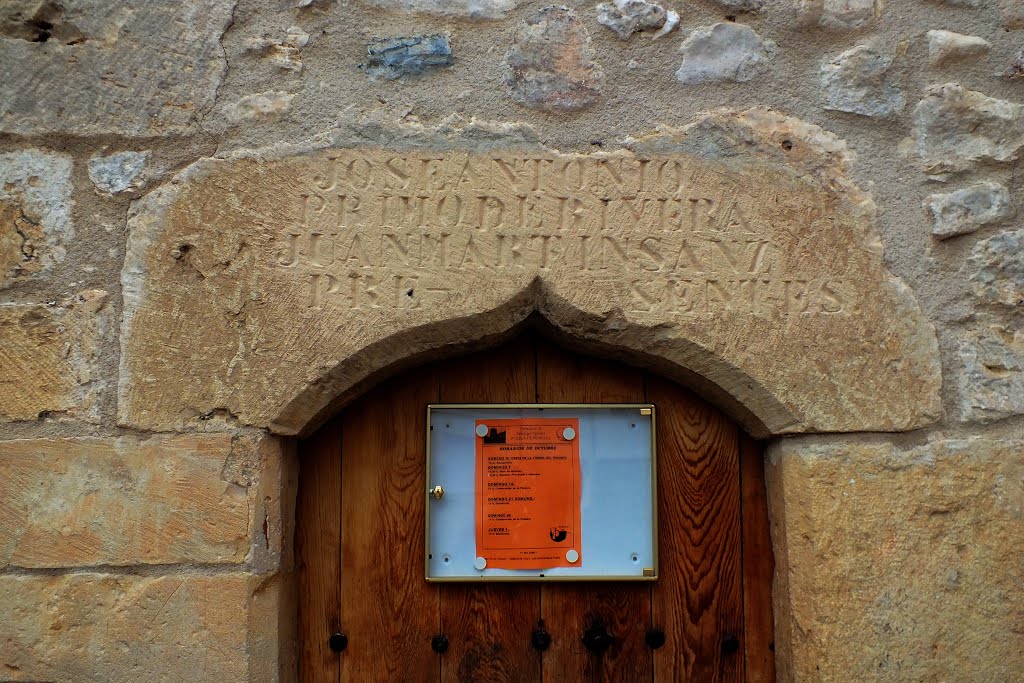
top-left (797, 0), bottom-right (883, 30)
top-left (0, 0), bottom-right (234, 136)
top-left (956, 321), bottom-right (1024, 423)
top-left (768, 437), bottom-right (1024, 680)
top-left (821, 45), bottom-right (904, 118)
top-left (926, 30), bottom-right (990, 66)
top-left (925, 182), bottom-right (1013, 239)
top-left (0, 149), bottom-right (72, 285)
top-left (506, 7), bottom-right (603, 111)
top-left (967, 229), bottom-right (1024, 307)
top-left (911, 83), bottom-right (1024, 178)
top-left (118, 112), bottom-right (941, 437)
top-left (0, 290), bottom-right (109, 422)
top-left (675, 23), bottom-right (776, 85)
top-left (0, 572), bottom-right (288, 683)
top-left (88, 151), bottom-right (150, 195)
top-left (0, 434), bottom-right (281, 568)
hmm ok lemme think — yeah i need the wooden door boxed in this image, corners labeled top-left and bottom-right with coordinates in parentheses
top-left (296, 334), bottom-right (775, 682)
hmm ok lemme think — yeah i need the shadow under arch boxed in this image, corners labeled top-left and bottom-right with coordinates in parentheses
top-left (272, 278), bottom-right (794, 440)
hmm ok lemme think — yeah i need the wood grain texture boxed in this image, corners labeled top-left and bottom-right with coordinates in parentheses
top-left (740, 433), bottom-right (776, 683)
top-left (438, 338), bottom-right (542, 683)
top-left (648, 376), bottom-right (744, 683)
top-left (535, 340), bottom-right (652, 683)
top-left (340, 368), bottom-right (440, 683)
top-left (297, 419), bottom-right (342, 683)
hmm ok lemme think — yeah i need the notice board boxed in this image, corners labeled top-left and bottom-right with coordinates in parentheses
top-left (426, 405), bottom-right (657, 581)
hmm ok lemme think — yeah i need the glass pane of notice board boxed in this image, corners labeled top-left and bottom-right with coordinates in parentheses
top-left (426, 404), bottom-right (657, 581)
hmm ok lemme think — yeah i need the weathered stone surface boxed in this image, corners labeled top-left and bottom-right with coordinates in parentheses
top-left (713, 0), bottom-right (764, 12)
top-left (119, 112), bottom-right (941, 437)
top-left (0, 434), bottom-right (268, 568)
top-left (927, 30), bottom-right (991, 66)
top-left (0, 290), bottom-right (109, 422)
top-left (362, 35), bottom-right (453, 79)
top-left (0, 0), bottom-right (235, 137)
top-left (0, 149), bottom-right (72, 285)
top-left (675, 23), bottom-right (776, 85)
top-left (768, 437), bottom-right (1024, 681)
top-left (0, 571), bottom-right (289, 683)
top-left (1004, 48), bottom-right (1024, 79)
top-left (223, 91), bottom-right (295, 124)
top-left (797, 0), bottom-right (883, 30)
top-left (245, 25), bottom-right (310, 72)
top-left (363, 0), bottom-right (520, 18)
top-left (821, 45), bottom-right (904, 118)
top-left (967, 229), bottom-right (1024, 307)
top-left (88, 151), bottom-right (150, 195)
top-left (506, 7), bottom-right (603, 111)
top-left (926, 182), bottom-right (1013, 239)
top-left (956, 321), bottom-right (1024, 422)
top-left (911, 83), bottom-right (1024, 178)
top-left (596, 0), bottom-right (667, 40)
top-left (1001, 0), bottom-right (1024, 29)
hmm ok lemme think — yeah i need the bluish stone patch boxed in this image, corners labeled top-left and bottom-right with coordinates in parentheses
top-left (362, 35), bottom-right (453, 79)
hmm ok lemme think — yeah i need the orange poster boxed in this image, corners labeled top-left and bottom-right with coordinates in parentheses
top-left (475, 418), bottom-right (582, 570)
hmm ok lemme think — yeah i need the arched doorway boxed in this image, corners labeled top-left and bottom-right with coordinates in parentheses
top-left (296, 332), bottom-right (774, 682)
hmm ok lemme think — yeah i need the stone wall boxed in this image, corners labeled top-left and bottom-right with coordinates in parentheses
top-left (1, 0), bottom-right (1021, 680)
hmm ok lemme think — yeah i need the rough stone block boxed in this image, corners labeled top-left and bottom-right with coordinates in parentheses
top-left (0, 0), bottom-right (234, 136)
top-left (506, 7), bottom-right (604, 111)
top-left (956, 322), bottom-right (1024, 422)
top-left (596, 0), bottom-right (668, 40)
top-left (911, 83), bottom-right (1024, 178)
top-left (0, 434), bottom-right (281, 568)
top-left (223, 90), bottom-right (296, 124)
top-left (362, 0), bottom-right (520, 18)
top-left (926, 182), bottom-right (1013, 239)
top-left (87, 151), bottom-right (150, 195)
top-left (821, 45), bottom-right (904, 119)
top-left (926, 30), bottom-right (990, 66)
top-left (967, 229), bottom-right (1024, 307)
top-left (0, 572), bottom-right (289, 682)
top-left (797, 0), bottom-right (883, 30)
top-left (768, 437), bottom-right (1024, 681)
top-left (0, 290), bottom-right (109, 422)
top-left (0, 149), bottom-right (72, 285)
top-left (118, 112), bottom-right (941, 437)
top-left (676, 23), bottom-right (776, 85)
top-left (362, 34), bottom-right (453, 80)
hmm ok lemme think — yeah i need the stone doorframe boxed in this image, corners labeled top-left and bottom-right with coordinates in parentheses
top-left (116, 111), bottom-right (945, 679)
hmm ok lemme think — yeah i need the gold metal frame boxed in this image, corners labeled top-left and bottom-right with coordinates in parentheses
top-left (424, 403), bottom-right (658, 583)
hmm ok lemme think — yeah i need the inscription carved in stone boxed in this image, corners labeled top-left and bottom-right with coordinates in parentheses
top-left (273, 154), bottom-right (848, 317)
top-left (120, 142), bottom-right (940, 436)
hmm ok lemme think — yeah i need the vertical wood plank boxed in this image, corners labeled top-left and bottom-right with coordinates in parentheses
top-left (648, 376), bottom-right (744, 683)
top-left (535, 341), bottom-right (652, 683)
top-left (297, 418), bottom-right (342, 683)
top-left (438, 338), bottom-right (541, 683)
top-left (340, 368), bottom-right (440, 683)
top-left (740, 433), bottom-right (776, 683)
